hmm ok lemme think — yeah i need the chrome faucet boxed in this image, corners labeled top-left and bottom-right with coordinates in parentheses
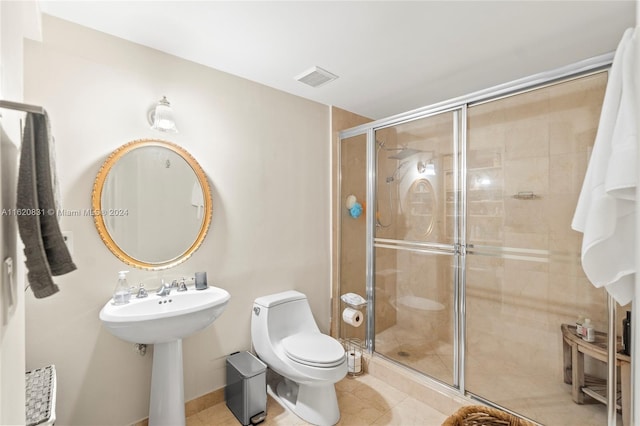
top-left (156, 279), bottom-right (177, 297)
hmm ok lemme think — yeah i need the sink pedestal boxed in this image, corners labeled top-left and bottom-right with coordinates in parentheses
top-left (149, 340), bottom-right (185, 426)
top-left (99, 286), bottom-right (231, 425)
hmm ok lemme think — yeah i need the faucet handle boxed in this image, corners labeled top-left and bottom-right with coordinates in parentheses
top-left (136, 284), bottom-right (148, 298)
top-left (177, 279), bottom-right (188, 292)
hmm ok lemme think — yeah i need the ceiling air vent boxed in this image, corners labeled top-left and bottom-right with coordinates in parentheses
top-left (295, 66), bottom-right (338, 88)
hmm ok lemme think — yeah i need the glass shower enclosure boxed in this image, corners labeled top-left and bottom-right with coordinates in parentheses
top-left (337, 59), bottom-right (627, 425)
top-left (373, 110), bottom-right (460, 388)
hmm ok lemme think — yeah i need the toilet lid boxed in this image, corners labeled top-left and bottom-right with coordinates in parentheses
top-left (282, 332), bottom-right (345, 368)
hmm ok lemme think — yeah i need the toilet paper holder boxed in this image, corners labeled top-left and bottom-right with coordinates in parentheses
top-left (344, 338), bottom-right (364, 377)
top-left (340, 292), bottom-right (367, 309)
top-left (340, 293), bottom-right (367, 376)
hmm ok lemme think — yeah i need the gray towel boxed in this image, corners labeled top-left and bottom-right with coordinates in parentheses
top-left (17, 112), bottom-right (76, 298)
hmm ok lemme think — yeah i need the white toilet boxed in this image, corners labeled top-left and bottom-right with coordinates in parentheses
top-left (251, 290), bottom-right (347, 426)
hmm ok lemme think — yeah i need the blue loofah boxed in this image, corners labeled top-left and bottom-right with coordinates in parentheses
top-left (349, 202), bottom-right (363, 219)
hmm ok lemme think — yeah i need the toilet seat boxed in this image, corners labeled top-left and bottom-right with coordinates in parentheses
top-left (282, 332), bottom-right (345, 368)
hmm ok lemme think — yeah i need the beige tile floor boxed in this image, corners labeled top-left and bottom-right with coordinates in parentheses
top-left (375, 324), bottom-right (623, 426)
top-left (186, 372), bottom-right (448, 426)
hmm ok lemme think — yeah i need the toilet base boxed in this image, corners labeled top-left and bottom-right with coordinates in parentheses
top-left (277, 378), bottom-right (340, 426)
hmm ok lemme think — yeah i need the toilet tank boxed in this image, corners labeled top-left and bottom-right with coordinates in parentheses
top-left (253, 291), bottom-right (320, 342)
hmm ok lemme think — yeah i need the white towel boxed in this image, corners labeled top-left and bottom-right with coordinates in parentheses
top-left (571, 28), bottom-right (638, 305)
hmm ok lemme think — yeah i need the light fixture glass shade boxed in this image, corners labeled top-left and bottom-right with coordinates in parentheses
top-left (149, 96), bottom-right (178, 133)
top-left (425, 161), bottom-right (436, 175)
top-left (417, 160), bottom-right (436, 176)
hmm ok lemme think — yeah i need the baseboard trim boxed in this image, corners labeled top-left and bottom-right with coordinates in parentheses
top-left (130, 387), bottom-right (225, 426)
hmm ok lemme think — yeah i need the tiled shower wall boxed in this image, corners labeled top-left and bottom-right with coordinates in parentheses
top-left (374, 113), bottom-right (456, 354)
top-left (332, 107), bottom-right (371, 341)
top-left (464, 72), bottom-right (633, 424)
top-left (465, 72), bottom-right (611, 377)
top-left (339, 133), bottom-right (368, 343)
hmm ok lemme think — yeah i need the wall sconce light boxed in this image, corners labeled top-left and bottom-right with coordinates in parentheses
top-left (417, 160), bottom-right (436, 176)
top-left (148, 96), bottom-right (178, 133)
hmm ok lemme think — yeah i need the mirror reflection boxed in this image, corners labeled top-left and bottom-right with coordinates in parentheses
top-left (405, 178), bottom-right (436, 239)
top-left (93, 139), bottom-right (212, 270)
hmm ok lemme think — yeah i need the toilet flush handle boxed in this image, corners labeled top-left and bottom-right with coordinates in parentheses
top-left (253, 307), bottom-right (260, 316)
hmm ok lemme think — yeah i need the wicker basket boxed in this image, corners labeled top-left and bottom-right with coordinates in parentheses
top-left (442, 405), bottom-right (536, 426)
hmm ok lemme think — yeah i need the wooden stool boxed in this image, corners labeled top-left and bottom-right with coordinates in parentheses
top-left (561, 324), bottom-right (630, 425)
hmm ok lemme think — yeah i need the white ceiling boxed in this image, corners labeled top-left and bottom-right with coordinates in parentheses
top-left (39, 1), bottom-right (636, 119)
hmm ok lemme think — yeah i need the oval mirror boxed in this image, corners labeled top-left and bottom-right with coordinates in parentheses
top-left (92, 139), bottom-right (212, 270)
top-left (405, 178), bottom-right (436, 239)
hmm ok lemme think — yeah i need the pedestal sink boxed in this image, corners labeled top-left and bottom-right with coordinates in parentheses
top-left (99, 286), bottom-right (230, 426)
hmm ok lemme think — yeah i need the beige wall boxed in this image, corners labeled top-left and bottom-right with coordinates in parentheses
top-left (24, 15), bottom-right (330, 425)
top-left (0, 1), bottom-right (41, 423)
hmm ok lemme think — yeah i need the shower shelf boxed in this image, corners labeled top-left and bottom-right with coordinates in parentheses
top-left (512, 192), bottom-right (539, 200)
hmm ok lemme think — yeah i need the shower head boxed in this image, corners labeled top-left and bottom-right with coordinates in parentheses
top-left (388, 148), bottom-right (423, 160)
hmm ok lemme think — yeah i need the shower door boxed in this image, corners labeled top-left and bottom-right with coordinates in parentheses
top-left (338, 61), bottom-right (620, 425)
top-left (373, 110), bottom-right (461, 386)
top-left (464, 72), bottom-right (615, 425)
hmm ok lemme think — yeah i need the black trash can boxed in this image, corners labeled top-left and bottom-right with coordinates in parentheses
top-left (225, 351), bottom-right (267, 425)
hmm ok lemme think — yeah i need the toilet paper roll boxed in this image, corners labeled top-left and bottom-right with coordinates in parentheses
top-left (342, 307), bottom-right (363, 327)
top-left (347, 350), bottom-right (362, 373)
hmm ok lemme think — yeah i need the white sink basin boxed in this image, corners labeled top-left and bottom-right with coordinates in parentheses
top-left (99, 285), bottom-right (230, 426)
top-left (99, 286), bottom-right (230, 344)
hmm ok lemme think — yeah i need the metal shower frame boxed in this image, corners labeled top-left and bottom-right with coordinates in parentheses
top-left (338, 52), bottom-right (622, 425)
